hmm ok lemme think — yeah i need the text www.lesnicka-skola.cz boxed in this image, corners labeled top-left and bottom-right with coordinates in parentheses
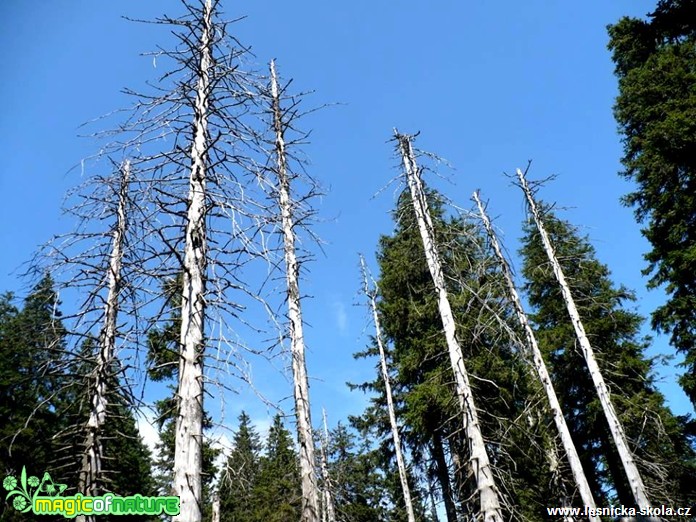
top-left (546, 505), bottom-right (693, 518)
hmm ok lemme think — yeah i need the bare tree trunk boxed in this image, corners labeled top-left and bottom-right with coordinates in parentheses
top-left (360, 255), bottom-right (417, 522)
top-left (472, 190), bottom-right (598, 520)
top-left (211, 492), bottom-right (220, 522)
top-left (516, 168), bottom-right (656, 518)
top-left (76, 160), bottom-right (130, 522)
top-left (270, 59), bottom-right (320, 522)
top-left (319, 409), bottom-right (336, 522)
top-left (431, 431), bottom-right (459, 522)
top-left (173, 2), bottom-right (212, 520)
top-left (395, 131), bottom-right (503, 522)
top-left (429, 486), bottom-right (440, 522)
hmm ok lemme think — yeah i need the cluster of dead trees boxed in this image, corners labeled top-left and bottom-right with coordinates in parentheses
top-left (18, 1), bottom-right (694, 522)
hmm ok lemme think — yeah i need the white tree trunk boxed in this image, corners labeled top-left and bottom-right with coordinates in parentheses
top-left (211, 492), bottom-right (220, 522)
top-left (270, 59), bottom-right (320, 522)
top-left (516, 168), bottom-right (655, 517)
top-left (473, 190), bottom-right (598, 520)
top-left (319, 409), bottom-right (336, 522)
top-left (396, 132), bottom-right (503, 522)
top-left (77, 161), bottom-right (131, 522)
top-left (173, 2), bottom-right (212, 520)
top-left (360, 256), bottom-right (416, 522)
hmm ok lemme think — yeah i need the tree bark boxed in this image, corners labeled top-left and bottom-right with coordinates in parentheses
top-left (211, 492), bottom-right (220, 522)
top-left (360, 256), bottom-right (417, 522)
top-left (173, 2), bottom-right (212, 520)
top-left (516, 168), bottom-right (656, 519)
top-left (473, 190), bottom-right (598, 520)
top-left (396, 131), bottom-right (503, 522)
top-left (270, 59), bottom-right (320, 522)
top-left (431, 431), bottom-right (459, 522)
top-left (319, 409), bottom-right (336, 522)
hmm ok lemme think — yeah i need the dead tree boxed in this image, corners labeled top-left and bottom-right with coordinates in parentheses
top-left (359, 255), bottom-right (416, 522)
top-left (516, 167), bottom-right (656, 518)
top-left (395, 131), bottom-right (503, 522)
top-left (211, 492), bottom-right (220, 522)
top-left (171, 1), bottom-right (213, 518)
top-left (259, 59), bottom-right (322, 521)
top-left (473, 190), bottom-right (599, 520)
top-left (34, 1), bottom-right (265, 517)
top-left (78, 160), bottom-right (131, 513)
top-left (100, 1), bottom-right (264, 517)
top-left (319, 409), bottom-right (336, 522)
top-left (27, 150), bottom-right (159, 522)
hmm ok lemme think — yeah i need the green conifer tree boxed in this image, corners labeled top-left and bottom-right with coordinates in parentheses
top-left (354, 189), bottom-right (553, 521)
top-left (327, 422), bottom-right (391, 522)
top-left (608, 0), bottom-right (696, 406)
top-left (520, 208), bottom-right (696, 509)
top-left (0, 277), bottom-right (70, 521)
top-left (253, 415), bottom-right (301, 522)
top-left (218, 411), bottom-right (262, 522)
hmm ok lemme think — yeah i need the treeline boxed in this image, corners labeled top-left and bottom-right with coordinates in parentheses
top-left (0, 278), bottom-right (155, 522)
top-left (2, 0), bottom-right (696, 521)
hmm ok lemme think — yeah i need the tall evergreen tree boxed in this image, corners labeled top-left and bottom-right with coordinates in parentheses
top-left (326, 422), bottom-right (389, 522)
top-left (254, 415), bottom-right (302, 522)
top-left (2, 277), bottom-right (155, 521)
top-left (608, 0), bottom-right (696, 406)
top-left (520, 207), bottom-right (696, 509)
top-left (55, 340), bottom-right (156, 521)
top-left (218, 411), bottom-right (262, 522)
top-left (354, 189), bottom-right (554, 521)
top-left (0, 277), bottom-right (68, 521)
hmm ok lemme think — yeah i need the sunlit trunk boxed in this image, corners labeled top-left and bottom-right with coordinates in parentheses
top-left (270, 59), bottom-right (320, 522)
top-left (516, 167), bottom-right (655, 520)
top-left (396, 132), bottom-right (502, 522)
top-left (473, 190), bottom-right (598, 520)
top-left (173, 2), bottom-right (213, 520)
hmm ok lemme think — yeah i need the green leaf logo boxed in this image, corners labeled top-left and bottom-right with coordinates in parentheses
top-left (3, 467), bottom-right (67, 513)
top-left (3, 467), bottom-right (31, 513)
top-left (37, 471), bottom-right (68, 497)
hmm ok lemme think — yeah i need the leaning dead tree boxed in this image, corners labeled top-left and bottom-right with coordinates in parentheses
top-left (319, 409), bottom-right (336, 522)
top-left (257, 59), bottom-right (322, 521)
top-left (359, 255), bottom-right (416, 522)
top-left (516, 167), bottom-right (655, 516)
top-left (395, 131), bottom-right (503, 522)
top-left (78, 160), bottom-right (131, 512)
top-left (30, 152), bottom-right (150, 506)
top-left (473, 190), bottom-right (599, 520)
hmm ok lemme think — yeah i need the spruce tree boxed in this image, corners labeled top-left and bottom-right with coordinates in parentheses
top-left (218, 412), bottom-right (262, 522)
top-left (1, 277), bottom-right (158, 521)
top-left (354, 189), bottom-right (552, 521)
top-left (0, 278), bottom-right (70, 521)
top-left (608, 1), bottom-right (696, 406)
top-left (0, 280), bottom-right (65, 470)
top-left (325, 421), bottom-right (430, 522)
top-left (56, 341), bottom-right (156, 500)
top-left (254, 415), bottom-right (301, 522)
top-left (520, 207), bottom-right (696, 509)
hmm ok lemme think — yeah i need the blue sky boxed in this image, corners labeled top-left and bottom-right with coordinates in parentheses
top-left (1, 0), bottom-right (691, 455)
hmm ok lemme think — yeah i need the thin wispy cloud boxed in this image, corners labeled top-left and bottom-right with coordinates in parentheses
top-left (332, 300), bottom-right (348, 335)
